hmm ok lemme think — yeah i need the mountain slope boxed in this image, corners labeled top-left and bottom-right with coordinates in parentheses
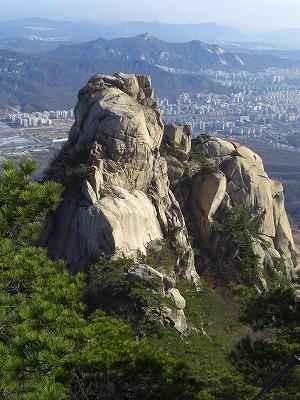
top-left (0, 47), bottom-right (227, 111)
top-left (52, 34), bottom-right (300, 72)
top-left (1, 33), bottom-right (299, 111)
top-left (51, 34), bottom-right (247, 71)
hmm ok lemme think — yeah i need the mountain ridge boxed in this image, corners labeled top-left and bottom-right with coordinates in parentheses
top-left (0, 18), bottom-right (246, 44)
top-left (0, 37), bottom-right (236, 111)
top-left (1, 17), bottom-right (300, 49)
top-left (1, 33), bottom-right (299, 112)
top-left (50, 33), bottom-right (248, 71)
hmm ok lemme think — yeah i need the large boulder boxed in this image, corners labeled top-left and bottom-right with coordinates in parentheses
top-left (164, 124), bottom-right (192, 154)
top-left (127, 264), bottom-right (188, 334)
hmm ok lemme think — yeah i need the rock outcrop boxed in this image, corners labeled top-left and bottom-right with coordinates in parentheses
top-left (127, 264), bottom-right (187, 334)
top-left (42, 72), bottom-right (297, 331)
top-left (164, 124), bottom-right (192, 154)
top-left (43, 72), bottom-right (199, 282)
top-left (172, 136), bottom-right (298, 290)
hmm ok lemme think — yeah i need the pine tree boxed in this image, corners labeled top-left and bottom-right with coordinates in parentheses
top-left (0, 160), bottom-right (206, 400)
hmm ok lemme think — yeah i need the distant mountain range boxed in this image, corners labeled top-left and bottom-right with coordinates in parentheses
top-left (92, 21), bottom-right (246, 43)
top-left (51, 33), bottom-right (299, 72)
top-left (50, 34), bottom-right (249, 71)
top-left (0, 18), bottom-right (245, 45)
top-left (0, 35), bottom-right (235, 112)
top-left (0, 33), bottom-right (299, 112)
top-left (0, 18), bottom-right (300, 52)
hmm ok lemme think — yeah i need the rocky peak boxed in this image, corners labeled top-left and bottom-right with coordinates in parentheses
top-left (44, 73), bottom-right (198, 285)
top-left (172, 136), bottom-right (298, 291)
top-left (66, 72), bottom-right (161, 192)
top-left (42, 73), bottom-right (297, 332)
top-left (134, 32), bottom-right (155, 41)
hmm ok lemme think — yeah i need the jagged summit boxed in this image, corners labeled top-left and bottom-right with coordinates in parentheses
top-left (43, 72), bottom-right (201, 333)
top-left (42, 72), bottom-right (297, 332)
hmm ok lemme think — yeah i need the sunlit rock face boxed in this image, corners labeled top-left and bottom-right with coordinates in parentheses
top-left (68, 73), bottom-right (164, 191)
top-left (172, 136), bottom-right (298, 290)
top-left (43, 73), bottom-right (199, 287)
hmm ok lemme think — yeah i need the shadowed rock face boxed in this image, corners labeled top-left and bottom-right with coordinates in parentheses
top-left (43, 73), bottom-right (199, 287)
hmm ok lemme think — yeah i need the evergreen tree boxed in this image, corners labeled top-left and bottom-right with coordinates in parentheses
top-left (1, 159), bottom-right (293, 400)
top-left (0, 160), bottom-right (205, 399)
top-left (232, 287), bottom-right (300, 399)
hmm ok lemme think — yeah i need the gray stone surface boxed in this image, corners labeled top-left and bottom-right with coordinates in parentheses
top-left (175, 137), bottom-right (298, 289)
top-left (164, 124), bottom-right (192, 154)
top-left (44, 73), bottom-right (199, 285)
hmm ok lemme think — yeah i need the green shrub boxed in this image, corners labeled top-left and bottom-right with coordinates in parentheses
top-left (212, 205), bottom-right (261, 280)
top-left (189, 149), bottom-right (218, 173)
top-left (86, 257), bottom-right (175, 326)
top-left (0, 158), bottom-right (62, 246)
top-left (231, 286), bottom-right (300, 399)
top-left (146, 239), bottom-right (175, 275)
top-left (189, 134), bottom-right (218, 173)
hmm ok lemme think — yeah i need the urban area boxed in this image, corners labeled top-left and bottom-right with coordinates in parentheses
top-left (159, 67), bottom-right (300, 147)
top-left (1, 67), bottom-right (300, 175)
top-left (0, 109), bottom-right (74, 175)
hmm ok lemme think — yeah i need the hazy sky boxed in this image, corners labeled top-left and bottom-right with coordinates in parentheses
top-left (1, 0), bottom-right (300, 31)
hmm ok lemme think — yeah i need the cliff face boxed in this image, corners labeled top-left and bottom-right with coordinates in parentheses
top-left (166, 134), bottom-right (298, 291)
top-left (43, 73), bottom-right (200, 333)
top-left (43, 73), bottom-right (298, 331)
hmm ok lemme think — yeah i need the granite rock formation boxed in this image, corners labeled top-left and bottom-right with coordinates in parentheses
top-left (42, 72), bottom-right (297, 332)
top-left (43, 73), bottom-right (199, 332)
top-left (171, 136), bottom-right (298, 290)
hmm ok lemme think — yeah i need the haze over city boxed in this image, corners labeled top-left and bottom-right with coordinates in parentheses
top-left (1, 0), bottom-right (300, 31)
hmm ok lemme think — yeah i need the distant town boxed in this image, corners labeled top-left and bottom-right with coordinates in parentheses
top-left (1, 67), bottom-right (300, 177)
top-left (4, 109), bottom-right (74, 128)
top-left (158, 67), bottom-right (300, 148)
top-left (0, 109), bottom-right (74, 176)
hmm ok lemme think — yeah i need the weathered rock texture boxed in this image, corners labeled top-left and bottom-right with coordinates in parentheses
top-left (172, 136), bottom-right (298, 290)
top-left (42, 73), bottom-right (297, 330)
top-left (43, 73), bottom-right (199, 287)
top-left (127, 264), bottom-right (188, 334)
top-left (164, 124), bottom-right (192, 154)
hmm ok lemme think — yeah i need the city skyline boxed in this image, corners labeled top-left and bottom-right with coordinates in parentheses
top-left (1, 0), bottom-right (300, 32)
